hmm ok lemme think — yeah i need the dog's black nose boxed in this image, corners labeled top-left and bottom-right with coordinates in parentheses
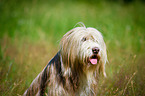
top-left (92, 47), bottom-right (99, 54)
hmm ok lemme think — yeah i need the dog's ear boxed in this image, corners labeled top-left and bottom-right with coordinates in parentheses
top-left (98, 62), bottom-right (106, 78)
top-left (102, 65), bottom-right (107, 77)
top-left (101, 42), bottom-right (108, 77)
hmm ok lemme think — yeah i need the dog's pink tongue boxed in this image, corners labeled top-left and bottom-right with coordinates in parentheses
top-left (90, 59), bottom-right (97, 64)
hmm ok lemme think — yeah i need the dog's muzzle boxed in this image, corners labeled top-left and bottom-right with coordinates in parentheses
top-left (89, 47), bottom-right (100, 65)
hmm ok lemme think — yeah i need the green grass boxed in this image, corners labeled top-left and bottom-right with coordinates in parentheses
top-left (0, 0), bottom-right (145, 96)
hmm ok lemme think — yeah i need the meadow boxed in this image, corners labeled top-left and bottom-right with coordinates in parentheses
top-left (0, 0), bottom-right (145, 95)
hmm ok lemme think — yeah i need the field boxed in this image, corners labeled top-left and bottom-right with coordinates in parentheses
top-left (0, 0), bottom-right (145, 95)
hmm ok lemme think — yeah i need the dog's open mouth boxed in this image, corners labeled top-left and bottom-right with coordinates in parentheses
top-left (89, 55), bottom-right (99, 65)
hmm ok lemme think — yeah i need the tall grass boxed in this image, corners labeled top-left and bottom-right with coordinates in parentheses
top-left (0, 0), bottom-right (145, 95)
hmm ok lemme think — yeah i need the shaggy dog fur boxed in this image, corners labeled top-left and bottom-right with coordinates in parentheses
top-left (23, 25), bottom-right (107, 96)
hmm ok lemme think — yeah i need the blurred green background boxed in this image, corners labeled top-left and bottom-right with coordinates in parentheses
top-left (0, 0), bottom-right (145, 95)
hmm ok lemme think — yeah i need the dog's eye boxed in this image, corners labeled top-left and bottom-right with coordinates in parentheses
top-left (82, 37), bottom-right (87, 41)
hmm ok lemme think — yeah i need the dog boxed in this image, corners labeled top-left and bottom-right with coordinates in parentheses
top-left (23, 25), bottom-right (107, 96)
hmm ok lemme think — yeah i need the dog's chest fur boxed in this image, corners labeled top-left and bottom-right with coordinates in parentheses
top-left (45, 52), bottom-right (95, 96)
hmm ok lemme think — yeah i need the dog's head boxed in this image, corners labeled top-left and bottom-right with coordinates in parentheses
top-left (60, 27), bottom-right (107, 76)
